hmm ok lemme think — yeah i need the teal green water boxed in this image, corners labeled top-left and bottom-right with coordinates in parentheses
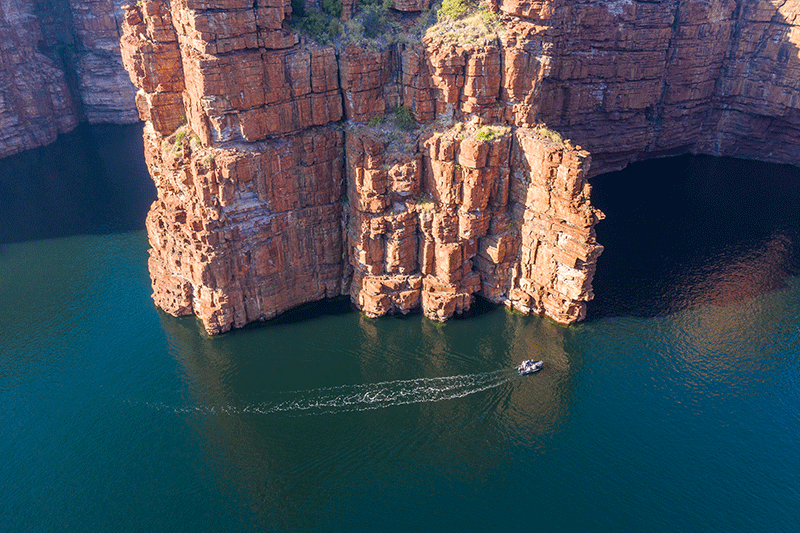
top-left (1, 128), bottom-right (799, 531)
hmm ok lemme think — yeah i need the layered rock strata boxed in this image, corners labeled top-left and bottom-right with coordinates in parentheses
top-left (121, 0), bottom-right (800, 333)
top-left (494, 0), bottom-right (800, 175)
top-left (144, 123), bottom-right (346, 333)
top-left (122, 0), bottom-right (351, 334)
top-left (0, 0), bottom-right (137, 158)
top-left (68, 0), bottom-right (140, 123)
top-left (346, 123), bottom-right (601, 324)
top-left (0, 0), bottom-right (76, 157)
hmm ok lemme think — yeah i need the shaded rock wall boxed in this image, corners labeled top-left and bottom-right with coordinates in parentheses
top-left (0, 0), bottom-right (137, 158)
top-left (494, 0), bottom-right (800, 174)
top-left (121, 0), bottom-right (800, 333)
top-left (0, 0), bottom-right (76, 157)
top-left (68, 0), bottom-right (140, 123)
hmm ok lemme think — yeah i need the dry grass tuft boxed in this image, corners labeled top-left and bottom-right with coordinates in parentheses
top-left (424, 8), bottom-right (502, 48)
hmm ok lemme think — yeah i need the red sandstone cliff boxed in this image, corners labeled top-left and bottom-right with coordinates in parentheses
top-left (121, 0), bottom-right (349, 333)
top-left (119, 0), bottom-right (800, 333)
top-left (0, 0), bottom-right (137, 158)
top-left (495, 0), bottom-right (800, 174)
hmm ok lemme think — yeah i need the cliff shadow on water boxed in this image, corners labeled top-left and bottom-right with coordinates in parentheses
top-left (0, 123), bottom-right (155, 245)
top-left (178, 292), bottom-right (500, 336)
top-left (587, 154), bottom-right (800, 320)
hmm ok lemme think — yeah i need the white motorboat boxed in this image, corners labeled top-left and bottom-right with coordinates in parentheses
top-left (516, 359), bottom-right (543, 375)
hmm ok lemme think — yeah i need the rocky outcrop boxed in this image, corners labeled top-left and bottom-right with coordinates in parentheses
top-left (501, 129), bottom-right (601, 323)
top-left (122, 0), bottom-right (349, 334)
top-left (0, 0), bottom-right (137, 158)
top-left (144, 123), bottom-right (346, 334)
top-left (120, 0), bottom-right (800, 333)
top-left (339, 46), bottom-right (399, 123)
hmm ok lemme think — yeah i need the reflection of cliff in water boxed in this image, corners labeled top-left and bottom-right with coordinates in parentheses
top-left (157, 305), bottom-right (582, 529)
top-left (590, 155), bottom-right (800, 320)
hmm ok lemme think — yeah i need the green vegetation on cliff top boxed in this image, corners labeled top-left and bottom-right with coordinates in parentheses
top-left (289, 0), bottom-right (498, 48)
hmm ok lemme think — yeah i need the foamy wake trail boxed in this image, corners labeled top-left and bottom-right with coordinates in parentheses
top-left (138, 370), bottom-right (514, 417)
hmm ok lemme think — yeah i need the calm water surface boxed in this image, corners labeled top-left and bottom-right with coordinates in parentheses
top-left (1, 128), bottom-right (799, 532)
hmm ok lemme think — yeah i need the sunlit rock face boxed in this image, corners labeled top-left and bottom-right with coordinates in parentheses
top-left (122, 0), bottom-right (349, 335)
top-left (143, 123), bottom-right (346, 334)
top-left (0, 0), bottom-right (137, 158)
top-left (120, 0), bottom-right (799, 333)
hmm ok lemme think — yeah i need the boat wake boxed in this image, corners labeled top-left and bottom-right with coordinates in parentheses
top-left (135, 369), bottom-right (515, 417)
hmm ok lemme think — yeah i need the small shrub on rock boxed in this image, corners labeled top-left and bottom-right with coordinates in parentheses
top-left (475, 126), bottom-right (494, 143)
top-left (415, 192), bottom-right (435, 211)
top-left (475, 125), bottom-right (509, 143)
top-left (535, 126), bottom-right (564, 145)
top-left (361, 2), bottom-right (389, 38)
top-left (322, 0), bottom-right (342, 18)
top-left (393, 106), bottom-right (416, 131)
top-left (439, 0), bottom-right (471, 21)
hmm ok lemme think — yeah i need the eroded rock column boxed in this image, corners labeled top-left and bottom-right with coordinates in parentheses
top-left (420, 126), bottom-right (511, 320)
top-left (504, 129), bottom-right (603, 323)
top-left (346, 124), bottom-right (424, 316)
top-left (121, 0), bottom-right (346, 334)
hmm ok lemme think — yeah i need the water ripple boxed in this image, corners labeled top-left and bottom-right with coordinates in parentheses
top-left (132, 369), bottom-right (518, 417)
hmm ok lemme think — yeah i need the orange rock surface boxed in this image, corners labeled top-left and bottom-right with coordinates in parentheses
top-left (144, 123), bottom-right (346, 334)
top-left (118, 0), bottom-right (800, 333)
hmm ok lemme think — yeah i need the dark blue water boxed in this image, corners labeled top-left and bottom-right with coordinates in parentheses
top-left (0, 123), bottom-right (153, 243)
top-left (1, 129), bottom-right (799, 532)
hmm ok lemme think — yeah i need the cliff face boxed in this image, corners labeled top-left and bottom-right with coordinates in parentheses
top-left (0, 0), bottom-right (137, 158)
top-left (496, 0), bottom-right (800, 174)
top-left (144, 123), bottom-right (346, 332)
top-left (121, 0), bottom-right (800, 334)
